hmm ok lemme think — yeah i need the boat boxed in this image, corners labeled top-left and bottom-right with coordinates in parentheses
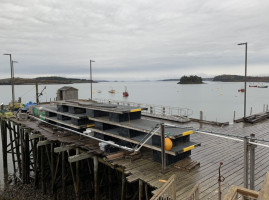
top-left (249, 85), bottom-right (257, 87)
top-left (108, 89), bottom-right (115, 93)
top-left (238, 89), bottom-right (245, 92)
top-left (123, 86), bottom-right (129, 97)
top-left (258, 85), bottom-right (268, 88)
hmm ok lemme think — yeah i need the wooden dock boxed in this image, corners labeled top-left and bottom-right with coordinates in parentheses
top-left (1, 102), bottom-right (269, 199)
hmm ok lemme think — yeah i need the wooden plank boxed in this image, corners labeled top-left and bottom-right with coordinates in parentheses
top-left (38, 140), bottom-right (52, 147)
top-left (29, 133), bottom-right (42, 139)
top-left (68, 153), bottom-right (92, 163)
top-left (54, 145), bottom-right (75, 153)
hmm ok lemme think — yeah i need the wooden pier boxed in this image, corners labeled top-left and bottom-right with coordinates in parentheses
top-left (1, 100), bottom-right (269, 199)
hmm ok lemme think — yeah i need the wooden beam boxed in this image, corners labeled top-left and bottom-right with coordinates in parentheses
top-left (38, 140), bottom-right (52, 147)
top-left (29, 133), bottom-right (42, 140)
top-left (68, 153), bottom-right (92, 163)
top-left (54, 145), bottom-right (75, 153)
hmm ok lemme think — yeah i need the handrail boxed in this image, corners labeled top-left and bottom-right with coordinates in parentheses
top-left (185, 183), bottom-right (199, 200)
top-left (150, 174), bottom-right (176, 200)
top-left (223, 186), bottom-right (259, 200)
top-left (94, 98), bottom-right (193, 117)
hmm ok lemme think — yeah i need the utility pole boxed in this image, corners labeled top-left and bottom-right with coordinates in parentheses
top-left (238, 42), bottom-right (248, 118)
top-left (3, 53), bottom-right (15, 111)
top-left (36, 82), bottom-right (39, 104)
top-left (90, 60), bottom-right (95, 100)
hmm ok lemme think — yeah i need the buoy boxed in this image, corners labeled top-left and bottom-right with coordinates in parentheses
top-left (165, 138), bottom-right (173, 151)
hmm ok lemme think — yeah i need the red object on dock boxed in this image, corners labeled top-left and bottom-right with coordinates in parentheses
top-left (249, 85), bottom-right (257, 87)
top-left (238, 89), bottom-right (245, 92)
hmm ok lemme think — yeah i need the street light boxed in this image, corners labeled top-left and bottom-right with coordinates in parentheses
top-left (3, 53), bottom-right (15, 111)
top-left (238, 42), bottom-right (247, 118)
top-left (11, 61), bottom-right (18, 108)
top-left (90, 60), bottom-right (95, 100)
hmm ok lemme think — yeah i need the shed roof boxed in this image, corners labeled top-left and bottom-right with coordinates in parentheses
top-left (58, 86), bottom-right (78, 91)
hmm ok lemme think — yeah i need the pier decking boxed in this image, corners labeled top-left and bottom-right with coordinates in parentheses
top-left (1, 100), bottom-right (269, 199)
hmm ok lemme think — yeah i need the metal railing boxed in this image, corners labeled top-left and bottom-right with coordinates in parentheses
top-left (94, 98), bottom-right (193, 118)
top-left (150, 174), bottom-right (176, 200)
top-left (185, 184), bottom-right (200, 200)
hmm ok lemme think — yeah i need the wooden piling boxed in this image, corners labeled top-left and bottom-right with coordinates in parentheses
top-left (25, 129), bottom-right (30, 183)
top-left (1, 118), bottom-right (8, 187)
top-left (7, 121), bottom-right (16, 181)
top-left (139, 180), bottom-right (143, 200)
top-left (121, 172), bottom-right (126, 200)
top-left (62, 151), bottom-right (67, 200)
top-left (41, 143), bottom-right (46, 194)
top-left (93, 156), bottom-right (99, 200)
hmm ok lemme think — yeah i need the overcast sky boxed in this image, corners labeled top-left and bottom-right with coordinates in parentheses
top-left (0, 0), bottom-right (269, 80)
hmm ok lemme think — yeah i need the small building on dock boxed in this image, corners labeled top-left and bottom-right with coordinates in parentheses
top-left (56, 86), bottom-right (78, 101)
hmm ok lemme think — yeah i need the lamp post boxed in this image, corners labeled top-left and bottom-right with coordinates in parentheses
top-left (11, 61), bottom-right (18, 109)
top-left (90, 60), bottom-right (95, 100)
top-left (238, 42), bottom-right (247, 118)
top-left (3, 53), bottom-right (15, 111)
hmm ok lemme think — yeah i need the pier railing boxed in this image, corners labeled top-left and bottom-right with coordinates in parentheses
top-left (94, 98), bottom-right (193, 118)
top-left (185, 183), bottom-right (200, 200)
top-left (150, 174), bottom-right (176, 200)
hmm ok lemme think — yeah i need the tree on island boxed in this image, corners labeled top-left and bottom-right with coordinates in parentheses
top-left (178, 75), bottom-right (203, 84)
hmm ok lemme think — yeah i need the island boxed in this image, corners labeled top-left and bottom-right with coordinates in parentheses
top-left (0, 76), bottom-right (100, 85)
top-left (177, 75), bottom-right (203, 84)
top-left (213, 75), bottom-right (269, 82)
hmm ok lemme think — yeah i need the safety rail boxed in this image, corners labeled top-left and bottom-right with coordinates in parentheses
top-left (94, 98), bottom-right (193, 118)
top-left (185, 183), bottom-right (199, 200)
top-left (223, 186), bottom-right (259, 200)
top-left (150, 174), bottom-right (176, 200)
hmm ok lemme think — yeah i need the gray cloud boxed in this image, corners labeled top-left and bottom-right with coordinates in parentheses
top-left (1, 0), bottom-right (269, 80)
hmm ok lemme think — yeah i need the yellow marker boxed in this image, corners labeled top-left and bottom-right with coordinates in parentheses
top-left (87, 124), bottom-right (95, 128)
top-left (182, 130), bottom-right (194, 136)
top-left (130, 108), bottom-right (142, 112)
top-left (183, 145), bottom-right (195, 152)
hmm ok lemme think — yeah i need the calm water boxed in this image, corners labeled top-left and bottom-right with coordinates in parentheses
top-left (0, 81), bottom-right (268, 122)
top-left (0, 81), bottom-right (269, 186)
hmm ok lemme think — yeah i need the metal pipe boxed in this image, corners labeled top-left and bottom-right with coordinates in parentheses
top-left (250, 134), bottom-right (256, 190)
top-left (30, 116), bottom-right (134, 151)
top-left (244, 137), bottom-right (249, 189)
top-left (237, 42), bottom-right (247, 118)
top-left (90, 60), bottom-right (95, 100)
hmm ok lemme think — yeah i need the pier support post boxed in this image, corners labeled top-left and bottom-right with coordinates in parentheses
top-left (1, 119), bottom-right (8, 187)
top-left (243, 136), bottom-right (249, 190)
top-left (108, 167), bottom-right (112, 200)
top-left (76, 148), bottom-right (80, 199)
top-left (250, 134), bottom-right (256, 190)
top-left (62, 151), bottom-right (67, 200)
top-left (139, 180), bottom-right (143, 200)
top-left (121, 171), bottom-right (126, 200)
top-left (161, 123), bottom-right (166, 173)
top-left (41, 144), bottom-right (46, 194)
top-left (25, 129), bottom-right (30, 184)
top-left (7, 121), bottom-right (16, 181)
top-left (93, 156), bottom-right (99, 200)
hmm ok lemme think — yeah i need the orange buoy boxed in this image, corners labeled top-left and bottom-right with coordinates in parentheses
top-left (165, 138), bottom-right (173, 151)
